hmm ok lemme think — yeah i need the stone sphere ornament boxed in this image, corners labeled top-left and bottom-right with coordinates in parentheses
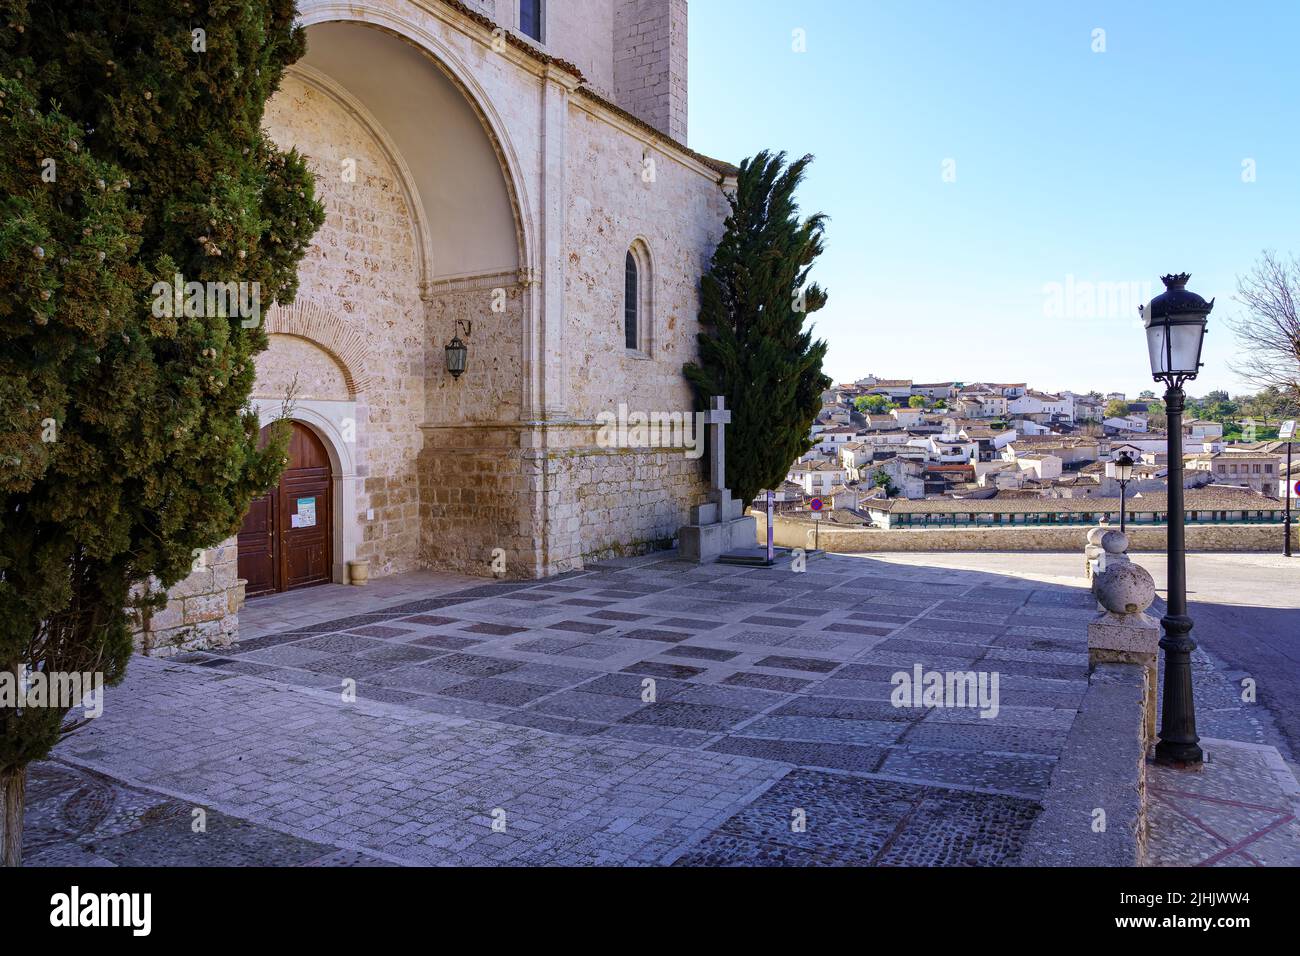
top-left (1094, 561), bottom-right (1156, 616)
top-left (1100, 529), bottom-right (1129, 555)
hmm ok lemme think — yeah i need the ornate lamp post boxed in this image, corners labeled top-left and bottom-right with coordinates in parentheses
top-left (1139, 272), bottom-right (1212, 767)
top-left (1107, 451), bottom-right (1136, 532)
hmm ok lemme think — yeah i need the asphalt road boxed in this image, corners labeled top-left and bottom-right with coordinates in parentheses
top-left (859, 550), bottom-right (1300, 761)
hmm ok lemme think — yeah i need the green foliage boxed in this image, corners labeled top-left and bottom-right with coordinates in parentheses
top-left (870, 469), bottom-right (898, 497)
top-left (0, 0), bottom-right (323, 776)
top-left (683, 151), bottom-right (830, 504)
top-left (907, 395), bottom-right (927, 409)
top-left (1103, 399), bottom-right (1129, 419)
top-left (856, 394), bottom-right (890, 414)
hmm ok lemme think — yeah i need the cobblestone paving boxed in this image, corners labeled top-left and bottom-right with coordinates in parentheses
top-left (24, 761), bottom-right (389, 867)
top-left (42, 553), bottom-right (1097, 865)
top-left (1146, 740), bottom-right (1300, 867)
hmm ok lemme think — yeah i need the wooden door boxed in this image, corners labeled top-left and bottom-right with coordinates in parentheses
top-left (237, 422), bottom-right (333, 596)
top-left (237, 490), bottom-right (277, 597)
top-left (279, 423), bottom-right (331, 590)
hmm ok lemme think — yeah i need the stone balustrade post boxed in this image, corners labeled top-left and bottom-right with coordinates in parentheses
top-left (1089, 558), bottom-right (1160, 745)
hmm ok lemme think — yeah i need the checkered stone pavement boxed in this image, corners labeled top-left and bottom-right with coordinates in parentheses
top-left (42, 552), bottom-right (1098, 865)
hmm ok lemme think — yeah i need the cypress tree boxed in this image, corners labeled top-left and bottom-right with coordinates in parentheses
top-left (684, 151), bottom-right (831, 505)
top-left (0, 0), bottom-right (324, 865)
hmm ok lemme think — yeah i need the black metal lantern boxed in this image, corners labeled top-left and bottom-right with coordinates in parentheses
top-left (444, 319), bottom-right (471, 379)
top-left (1107, 451), bottom-right (1135, 532)
top-left (1139, 273), bottom-right (1213, 384)
top-left (1110, 450), bottom-right (1135, 482)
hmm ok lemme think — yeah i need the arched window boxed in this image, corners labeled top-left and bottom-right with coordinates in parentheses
top-left (624, 250), bottom-right (639, 350)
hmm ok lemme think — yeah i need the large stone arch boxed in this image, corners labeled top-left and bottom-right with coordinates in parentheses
top-left (294, 1), bottom-right (536, 279)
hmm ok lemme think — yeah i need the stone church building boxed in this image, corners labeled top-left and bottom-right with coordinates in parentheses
top-left (136, 0), bottom-right (737, 652)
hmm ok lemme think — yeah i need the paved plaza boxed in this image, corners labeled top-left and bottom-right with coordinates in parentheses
top-left (27, 550), bottom-right (1298, 866)
top-left (30, 552), bottom-right (1098, 866)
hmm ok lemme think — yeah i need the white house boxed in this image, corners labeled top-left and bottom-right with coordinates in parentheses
top-left (890, 406), bottom-right (925, 427)
top-left (813, 425), bottom-right (862, 454)
top-left (1008, 390), bottom-right (1074, 422)
top-left (1002, 448), bottom-right (1063, 481)
top-left (788, 460), bottom-right (850, 496)
top-left (865, 456), bottom-right (925, 499)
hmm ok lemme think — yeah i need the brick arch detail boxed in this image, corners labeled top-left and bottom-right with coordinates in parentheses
top-left (263, 299), bottom-right (373, 398)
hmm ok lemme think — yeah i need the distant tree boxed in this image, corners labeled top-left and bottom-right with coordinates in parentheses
top-left (1138, 389), bottom-right (1156, 400)
top-left (907, 395), bottom-right (928, 409)
top-left (683, 151), bottom-right (830, 505)
top-left (1229, 251), bottom-right (1300, 402)
top-left (1104, 399), bottom-right (1129, 419)
top-left (0, 0), bottom-right (323, 866)
top-left (870, 469), bottom-right (898, 497)
top-left (1243, 386), bottom-right (1298, 427)
top-left (856, 394), bottom-right (890, 414)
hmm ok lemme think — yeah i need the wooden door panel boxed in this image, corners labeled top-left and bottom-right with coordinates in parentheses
top-left (237, 492), bottom-right (276, 597)
top-left (280, 479), bottom-right (330, 590)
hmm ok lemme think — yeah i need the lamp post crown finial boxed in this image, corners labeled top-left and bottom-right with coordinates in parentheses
top-left (1160, 272), bottom-right (1192, 289)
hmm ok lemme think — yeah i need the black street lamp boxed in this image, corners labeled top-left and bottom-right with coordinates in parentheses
top-left (1108, 451), bottom-right (1135, 532)
top-left (1139, 272), bottom-right (1212, 768)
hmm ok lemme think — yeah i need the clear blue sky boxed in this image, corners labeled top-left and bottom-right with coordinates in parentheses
top-left (687, 0), bottom-right (1300, 397)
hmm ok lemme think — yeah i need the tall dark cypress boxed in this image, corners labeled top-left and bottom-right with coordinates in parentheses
top-left (684, 151), bottom-right (831, 505)
top-left (0, 0), bottom-right (324, 865)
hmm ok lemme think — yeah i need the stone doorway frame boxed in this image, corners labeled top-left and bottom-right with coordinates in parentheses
top-left (249, 399), bottom-right (358, 585)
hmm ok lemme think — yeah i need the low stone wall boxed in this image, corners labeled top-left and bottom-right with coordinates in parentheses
top-left (754, 512), bottom-right (1300, 553)
top-left (130, 537), bottom-right (242, 658)
top-left (1019, 662), bottom-right (1150, 866)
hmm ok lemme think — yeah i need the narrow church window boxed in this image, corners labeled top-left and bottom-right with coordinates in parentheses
top-left (520, 0), bottom-right (543, 42)
top-left (625, 250), bottom-right (639, 350)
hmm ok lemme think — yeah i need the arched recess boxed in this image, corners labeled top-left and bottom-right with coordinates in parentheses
top-left (263, 299), bottom-right (374, 398)
top-left (293, 3), bottom-right (535, 280)
top-left (287, 62), bottom-right (435, 292)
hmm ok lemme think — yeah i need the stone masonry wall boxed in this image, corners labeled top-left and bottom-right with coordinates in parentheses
top-left (613, 0), bottom-right (688, 141)
top-left (131, 538), bottom-right (242, 657)
top-left (756, 512), bottom-right (1300, 554)
top-left (559, 97), bottom-right (723, 564)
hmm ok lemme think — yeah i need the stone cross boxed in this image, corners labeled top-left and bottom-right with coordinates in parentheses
top-left (704, 395), bottom-right (731, 496)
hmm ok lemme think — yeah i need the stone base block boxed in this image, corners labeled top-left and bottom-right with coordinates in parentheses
top-left (1087, 613), bottom-right (1159, 658)
top-left (679, 515), bottom-right (758, 563)
top-left (1088, 614), bottom-right (1159, 746)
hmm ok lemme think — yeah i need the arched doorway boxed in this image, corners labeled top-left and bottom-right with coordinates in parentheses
top-left (238, 422), bottom-right (334, 597)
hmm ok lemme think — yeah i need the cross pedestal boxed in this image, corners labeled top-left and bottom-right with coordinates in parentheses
top-left (678, 395), bottom-right (758, 562)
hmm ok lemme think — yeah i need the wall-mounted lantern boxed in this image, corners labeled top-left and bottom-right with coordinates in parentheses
top-left (445, 319), bottom-right (471, 379)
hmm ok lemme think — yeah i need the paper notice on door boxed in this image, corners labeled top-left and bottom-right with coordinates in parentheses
top-left (295, 497), bottom-right (317, 528)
